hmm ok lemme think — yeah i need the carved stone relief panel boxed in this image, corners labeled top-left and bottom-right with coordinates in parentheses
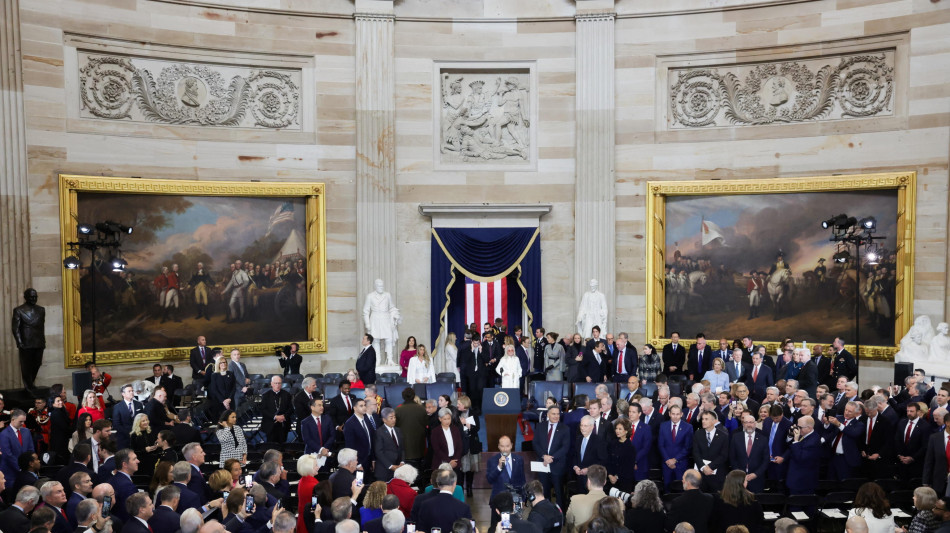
top-left (434, 61), bottom-right (537, 171)
top-left (78, 52), bottom-right (302, 130)
top-left (668, 50), bottom-right (895, 129)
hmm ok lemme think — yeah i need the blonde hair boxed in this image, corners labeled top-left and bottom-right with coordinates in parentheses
top-left (457, 395), bottom-right (472, 411)
top-left (131, 413), bottom-right (150, 436)
top-left (82, 390), bottom-right (97, 409)
top-left (363, 481), bottom-right (387, 510)
top-left (297, 454), bottom-right (318, 477)
top-left (416, 345), bottom-right (431, 364)
top-left (347, 368), bottom-right (360, 381)
top-left (712, 357), bottom-right (725, 371)
top-left (208, 469), bottom-right (232, 492)
top-left (445, 333), bottom-right (457, 350)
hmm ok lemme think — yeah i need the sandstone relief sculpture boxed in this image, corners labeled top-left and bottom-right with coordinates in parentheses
top-left (79, 53), bottom-right (301, 130)
top-left (669, 51), bottom-right (894, 128)
top-left (438, 71), bottom-right (531, 165)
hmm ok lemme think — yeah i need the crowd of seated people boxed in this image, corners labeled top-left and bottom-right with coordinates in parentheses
top-left (5, 321), bottom-right (950, 533)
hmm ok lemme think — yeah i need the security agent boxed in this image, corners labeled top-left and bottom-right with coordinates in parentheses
top-left (525, 480), bottom-right (563, 533)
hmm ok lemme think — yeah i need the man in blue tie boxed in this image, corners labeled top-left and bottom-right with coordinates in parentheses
top-left (572, 416), bottom-right (606, 493)
top-left (762, 404), bottom-right (791, 481)
top-left (485, 436), bottom-right (526, 499)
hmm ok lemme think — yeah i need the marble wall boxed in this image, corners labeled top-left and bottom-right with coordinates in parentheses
top-left (5, 0), bottom-right (949, 389)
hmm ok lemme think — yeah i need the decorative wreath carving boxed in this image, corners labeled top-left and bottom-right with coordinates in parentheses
top-left (670, 52), bottom-right (894, 128)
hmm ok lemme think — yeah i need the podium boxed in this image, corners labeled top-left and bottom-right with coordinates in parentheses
top-left (481, 388), bottom-right (522, 451)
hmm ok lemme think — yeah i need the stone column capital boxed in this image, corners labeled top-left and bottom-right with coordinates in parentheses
top-left (575, 0), bottom-right (615, 17)
top-left (354, 0), bottom-right (394, 16)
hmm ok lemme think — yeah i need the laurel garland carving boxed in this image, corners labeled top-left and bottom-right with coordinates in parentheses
top-left (670, 52), bottom-right (894, 128)
top-left (79, 54), bottom-right (301, 130)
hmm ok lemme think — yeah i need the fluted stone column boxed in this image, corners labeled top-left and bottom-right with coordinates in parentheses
top-left (355, 1), bottom-right (397, 332)
top-left (574, 1), bottom-right (616, 334)
top-left (1, 0), bottom-right (33, 389)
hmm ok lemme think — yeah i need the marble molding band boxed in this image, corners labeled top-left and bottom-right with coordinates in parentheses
top-left (355, 12), bottom-right (398, 329)
top-left (0, 0), bottom-right (33, 389)
top-left (574, 12), bottom-right (617, 334)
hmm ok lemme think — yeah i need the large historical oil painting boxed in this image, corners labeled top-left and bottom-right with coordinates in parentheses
top-left (60, 175), bottom-right (327, 367)
top-left (646, 173), bottom-right (916, 360)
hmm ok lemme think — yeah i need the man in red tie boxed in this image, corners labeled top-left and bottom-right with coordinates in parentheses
top-left (125, 492), bottom-right (155, 533)
top-left (37, 480), bottom-right (71, 533)
top-left (826, 402), bottom-right (865, 481)
top-left (610, 333), bottom-right (639, 383)
top-left (0, 410), bottom-right (34, 486)
top-left (302, 397), bottom-right (335, 461)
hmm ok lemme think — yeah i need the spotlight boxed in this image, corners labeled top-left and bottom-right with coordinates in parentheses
top-left (63, 256), bottom-right (81, 269)
top-left (841, 216), bottom-right (857, 229)
top-left (109, 256), bottom-right (128, 272)
top-left (859, 217), bottom-right (876, 230)
top-left (77, 223), bottom-right (94, 235)
top-left (833, 251), bottom-right (851, 264)
top-left (95, 221), bottom-right (134, 236)
top-left (866, 251), bottom-right (879, 265)
top-left (822, 214), bottom-right (849, 229)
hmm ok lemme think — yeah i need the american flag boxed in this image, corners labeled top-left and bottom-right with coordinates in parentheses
top-left (465, 277), bottom-right (507, 332)
top-left (265, 202), bottom-right (295, 236)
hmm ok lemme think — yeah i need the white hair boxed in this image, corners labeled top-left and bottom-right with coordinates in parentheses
top-left (337, 448), bottom-right (358, 466)
top-left (336, 519), bottom-right (360, 533)
top-left (382, 511), bottom-right (406, 533)
top-left (845, 381), bottom-right (859, 390)
top-left (393, 464), bottom-right (418, 484)
top-left (297, 454), bottom-right (318, 477)
top-left (180, 508), bottom-right (204, 533)
top-left (766, 386), bottom-right (779, 395)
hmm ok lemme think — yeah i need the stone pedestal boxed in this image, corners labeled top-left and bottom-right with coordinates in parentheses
top-left (355, 4), bottom-right (398, 337)
top-left (0, 0), bottom-right (33, 389)
top-left (573, 4), bottom-right (616, 334)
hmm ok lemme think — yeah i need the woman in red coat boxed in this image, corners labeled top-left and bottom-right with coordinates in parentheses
top-left (429, 408), bottom-right (463, 471)
top-left (387, 464), bottom-right (418, 516)
top-left (296, 454), bottom-right (320, 533)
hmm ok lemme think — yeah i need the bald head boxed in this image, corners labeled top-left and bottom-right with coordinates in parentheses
top-left (845, 516), bottom-right (868, 533)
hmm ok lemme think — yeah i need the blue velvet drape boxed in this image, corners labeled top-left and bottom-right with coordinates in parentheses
top-left (430, 227), bottom-right (542, 350)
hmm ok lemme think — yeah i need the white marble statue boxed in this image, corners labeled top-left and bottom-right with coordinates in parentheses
top-left (929, 322), bottom-right (950, 362)
top-left (576, 278), bottom-right (608, 339)
top-left (896, 325), bottom-right (929, 365)
top-left (902, 315), bottom-right (936, 351)
top-left (363, 279), bottom-right (401, 366)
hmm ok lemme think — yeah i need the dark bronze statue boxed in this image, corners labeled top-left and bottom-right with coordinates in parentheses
top-left (12, 288), bottom-right (45, 390)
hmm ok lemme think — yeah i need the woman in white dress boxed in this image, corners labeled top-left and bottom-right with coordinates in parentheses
top-left (496, 345), bottom-right (522, 389)
top-left (440, 332), bottom-right (460, 382)
top-left (407, 344), bottom-right (436, 384)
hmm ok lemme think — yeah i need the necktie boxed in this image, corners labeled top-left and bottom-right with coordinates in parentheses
top-left (832, 420), bottom-right (847, 451)
top-left (60, 508), bottom-right (67, 521)
top-left (316, 417), bottom-right (323, 444)
top-left (580, 437), bottom-right (588, 461)
top-left (345, 396), bottom-right (351, 413)
top-left (735, 363), bottom-right (740, 377)
top-left (627, 392), bottom-right (634, 402)
top-left (594, 419), bottom-right (599, 435)
top-left (707, 432), bottom-right (713, 445)
top-left (506, 458), bottom-right (512, 478)
top-left (362, 418), bottom-right (371, 441)
top-left (149, 526), bottom-right (155, 533)
top-left (391, 429), bottom-right (398, 448)
top-left (905, 421), bottom-right (913, 444)
top-left (672, 423), bottom-right (677, 442)
top-left (547, 424), bottom-right (555, 453)
top-left (746, 434), bottom-right (754, 456)
top-left (630, 423), bottom-right (636, 441)
top-left (830, 355), bottom-right (836, 375)
top-left (128, 402), bottom-right (133, 416)
top-left (201, 346), bottom-right (205, 362)
top-left (753, 366), bottom-right (759, 382)
top-left (368, 416), bottom-right (376, 430)
top-left (617, 351), bottom-right (624, 374)
top-left (867, 417), bottom-right (874, 445)
top-left (686, 409), bottom-right (692, 423)
top-left (698, 351), bottom-right (702, 371)
top-left (769, 423), bottom-right (777, 455)
top-left (17, 429), bottom-right (22, 446)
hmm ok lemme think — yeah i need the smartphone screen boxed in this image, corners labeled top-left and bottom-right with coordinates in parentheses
top-left (222, 491), bottom-right (229, 500)
top-left (245, 494), bottom-right (255, 513)
top-left (431, 528), bottom-right (441, 533)
top-left (101, 495), bottom-right (112, 517)
top-left (244, 474), bottom-right (253, 487)
top-left (501, 512), bottom-right (511, 529)
top-left (311, 496), bottom-right (318, 510)
top-left (356, 471), bottom-right (364, 487)
top-left (406, 523), bottom-right (416, 533)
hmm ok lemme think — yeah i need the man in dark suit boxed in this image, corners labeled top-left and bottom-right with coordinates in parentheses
top-left (586, 400), bottom-right (610, 439)
top-left (257, 462), bottom-right (287, 508)
top-left (144, 364), bottom-right (171, 392)
top-left (162, 365), bottom-right (184, 405)
top-left (536, 405), bottom-right (570, 509)
top-left (665, 469), bottom-right (713, 533)
top-left (571, 416), bottom-right (606, 492)
top-left (294, 378), bottom-right (321, 429)
top-left (109, 449), bottom-right (139, 523)
top-left (189, 335), bottom-right (211, 382)
top-left (170, 462), bottom-right (204, 513)
top-left (123, 492), bottom-right (154, 533)
top-left (827, 401), bottom-right (865, 481)
top-left (609, 334), bottom-right (638, 383)
top-left (860, 396), bottom-right (894, 480)
top-left (54, 444), bottom-right (94, 495)
top-left (581, 341), bottom-right (608, 383)
top-left (584, 326), bottom-right (607, 352)
top-left (149, 484), bottom-right (181, 532)
top-left (659, 406), bottom-right (693, 490)
top-left (302, 397), bottom-right (336, 457)
top-left (627, 403), bottom-right (653, 482)
top-left (784, 416), bottom-right (822, 494)
top-left (924, 412), bottom-right (950, 497)
top-left (482, 332), bottom-right (504, 386)
top-left (0, 411), bottom-right (34, 487)
top-left (342, 399), bottom-right (375, 474)
top-left (227, 349), bottom-right (251, 406)
top-left (895, 403), bottom-right (931, 480)
top-left (64, 471), bottom-right (93, 528)
top-left (563, 397), bottom-right (589, 437)
top-left (458, 339), bottom-right (483, 407)
top-left (814, 347), bottom-right (836, 389)
top-left (415, 469), bottom-right (472, 533)
top-left (662, 332), bottom-right (686, 375)
top-left (145, 387), bottom-right (175, 431)
top-left (35, 480), bottom-right (70, 533)
top-left (830, 337), bottom-right (858, 381)
top-left (111, 385), bottom-right (145, 450)
top-left (725, 348), bottom-right (752, 385)
top-left (182, 443), bottom-right (210, 506)
top-left (797, 352), bottom-right (820, 398)
top-left (485, 436), bottom-right (526, 499)
top-left (730, 412), bottom-right (770, 494)
top-left (356, 334), bottom-right (377, 385)
top-left (687, 334), bottom-right (713, 381)
top-left (692, 410), bottom-right (729, 492)
top-left (761, 405), bottom-right (792, 481)
top-left (374, 408), bottom-right (404, 481)
top-left (329, 380), bottom-right (357, 431)
top-left (171, 410), bottom-right (201, 448)
top-left (0, 484), bottom-right (37, 532)
top-left (394, 387), bottom-right (427, 467)
top-left (260, 375), bottom-right (294, 443)
top-left (278, 343), bottom-right (303, 376)
top-left (748, 352), bottom-right (774, 402)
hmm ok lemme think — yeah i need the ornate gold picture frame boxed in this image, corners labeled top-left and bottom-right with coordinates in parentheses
top-left (646, 172), bottom-right (916, 361)
top-left (59, 175), bottom-right (327, 367)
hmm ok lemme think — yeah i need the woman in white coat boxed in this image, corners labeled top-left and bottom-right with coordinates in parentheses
top-left (440, 332), bottom-right (460, 382)
top-left (407, 344), bottom-right (436, 384)
top-left (496, 345), bottom-right (522, 389)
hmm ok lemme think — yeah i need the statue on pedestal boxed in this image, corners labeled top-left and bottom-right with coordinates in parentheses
top-left (363, 279), bottom-right (400, 366)
top-left (11, 288), bottom-right (45, 390)
top-left (929, 322), bottom-right (950, 362)
top-left (576, 279), bottom-right (608, 339)
top-left (896, 326), bottom-right (929, 366)
top-left (902, 315), bottom-right (936, 350)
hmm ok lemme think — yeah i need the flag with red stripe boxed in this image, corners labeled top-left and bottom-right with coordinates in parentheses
top-left (465, 277), bottom-right (507, 332)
